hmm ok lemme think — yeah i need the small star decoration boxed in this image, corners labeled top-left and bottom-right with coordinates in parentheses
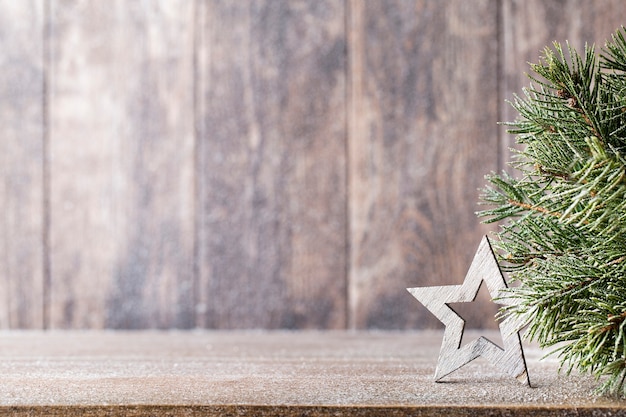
top-left (407, 236), bottom-right (530, 385)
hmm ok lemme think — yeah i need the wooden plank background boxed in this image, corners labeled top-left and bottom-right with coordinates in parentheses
top-left (348, 0), bottom-right (500, 330)
top-left (0, 1), bottom-right (45, 328)
top-left (0, 0), bottom-right (624, 329)
top-left (48, 1), bottom-right (196, 329)
top-left (195, 1), bottom-right (347, 329)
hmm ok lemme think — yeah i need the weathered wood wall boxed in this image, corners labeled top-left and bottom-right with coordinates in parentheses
top-left (0, 0), bottom-right (623, 329)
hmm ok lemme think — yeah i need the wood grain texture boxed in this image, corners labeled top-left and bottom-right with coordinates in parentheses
top-left (0, 330), bottom-right (623, 415)
top-left (348, 0), bottom-right (500, 329)
top-left (1, 1), bottom-right (624, 330)
top-left (500, 0), bottom-right (626, 167)
top-left (407, 237), bottom-right (529, 384)
top-left (0, 1), bottom-right (45, 328)
top-left (48, 1), bottom-right (196, 328)
top-left (196, 0), bottom-right (347, 329)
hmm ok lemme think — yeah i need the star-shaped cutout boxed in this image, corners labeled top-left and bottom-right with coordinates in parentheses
top-left (407, 236), bottom-right (529, 385)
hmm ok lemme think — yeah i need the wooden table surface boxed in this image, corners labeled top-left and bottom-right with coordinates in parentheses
top-left (0, 330), bottom-right (624, 416)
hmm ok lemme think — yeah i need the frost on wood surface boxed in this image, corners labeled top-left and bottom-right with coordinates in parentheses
top-left (0, 331), bottom-right (619, 409)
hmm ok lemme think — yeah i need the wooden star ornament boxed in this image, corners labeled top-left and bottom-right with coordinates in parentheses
top-left (407, 236), bottom-right (530, 385)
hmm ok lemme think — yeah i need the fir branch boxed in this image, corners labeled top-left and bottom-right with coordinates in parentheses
top-left (479, 27), bottom-right (626, 397)
top-left (506, 199), bottom-right (562, 218)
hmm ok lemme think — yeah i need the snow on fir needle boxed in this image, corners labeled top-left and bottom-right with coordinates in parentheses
top-left (478, 28), bottom-right (626, 397)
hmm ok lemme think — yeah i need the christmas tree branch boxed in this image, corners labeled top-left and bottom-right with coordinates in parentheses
top-left (479, 27), bottom-right (626, 397)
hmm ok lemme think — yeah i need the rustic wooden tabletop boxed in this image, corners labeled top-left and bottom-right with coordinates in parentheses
top-left (0, 330), bottom-right (624, 416)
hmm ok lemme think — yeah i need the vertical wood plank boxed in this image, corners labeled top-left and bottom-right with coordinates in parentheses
top-left (196, 0), bottom-right (347, 329)
top-left (348, 0), bottom-right (500, 329)
top-left (48, 0), bottom-right (196, 328)
top-left (500, 0), bottom-right (626, 168)
top-left (0, 1), bottom-right (45, 328)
